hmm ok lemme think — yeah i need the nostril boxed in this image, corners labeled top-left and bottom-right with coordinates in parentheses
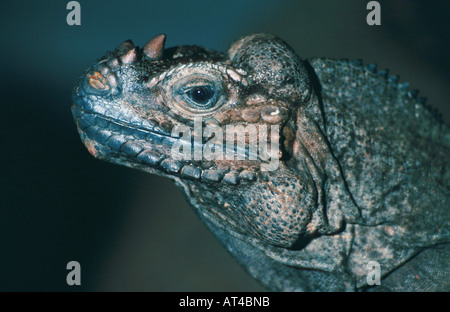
top-left (82, 69), bottom-right (120, 96)
top-left (88, 71), bottom-right (109, 90)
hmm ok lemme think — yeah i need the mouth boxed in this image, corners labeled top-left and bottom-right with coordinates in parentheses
top-left (72, 103), bottom-right (178, 141)
top-left (72, 104), bottom-right (250, 182)
top-left (71, 104), bottom-right (183, 171)
top-left (71, 104), bottom-right (266, 183)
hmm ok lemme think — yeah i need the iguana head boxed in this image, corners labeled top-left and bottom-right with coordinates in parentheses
top-left (72, 33), bottom-right (318, 248)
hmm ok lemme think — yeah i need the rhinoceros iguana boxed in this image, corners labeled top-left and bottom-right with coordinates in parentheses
top-left (71, 33), bottom-right (449, 291)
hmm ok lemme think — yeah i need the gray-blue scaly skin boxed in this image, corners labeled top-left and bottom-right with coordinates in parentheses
top-left (71, 33), bottom-right (450, 291)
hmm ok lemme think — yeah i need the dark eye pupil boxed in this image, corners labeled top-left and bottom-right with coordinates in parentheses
top-left (190, 86), bottom-right (213, 105)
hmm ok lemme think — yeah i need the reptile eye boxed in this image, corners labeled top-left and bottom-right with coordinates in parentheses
top-left (186, 86), bottom-right (215, 106)
top-left (170, 72), bottom-right (225, 114)
top-left (183, 85), bottom-right (217, 108)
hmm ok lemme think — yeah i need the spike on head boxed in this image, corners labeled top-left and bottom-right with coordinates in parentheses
top-left (120, 48), bottom-right (137, 64)
top-left (143, 34), bottom-right (166, 59)
top-left (115, 39), bottom-right (135, 55)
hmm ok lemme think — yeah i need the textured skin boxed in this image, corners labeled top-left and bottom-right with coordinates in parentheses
top-left (71, 33), bottom-right (450, 291)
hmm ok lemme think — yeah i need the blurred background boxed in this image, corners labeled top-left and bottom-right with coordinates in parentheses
top-left (0, 0), bottom-right (448, 291)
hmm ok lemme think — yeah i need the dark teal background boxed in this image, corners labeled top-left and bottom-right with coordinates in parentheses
top-left (0, 0), bottom-right (449, 291)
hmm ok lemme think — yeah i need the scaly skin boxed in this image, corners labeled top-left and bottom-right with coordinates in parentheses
top-left (72, 33), bottom-right (449, 291)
